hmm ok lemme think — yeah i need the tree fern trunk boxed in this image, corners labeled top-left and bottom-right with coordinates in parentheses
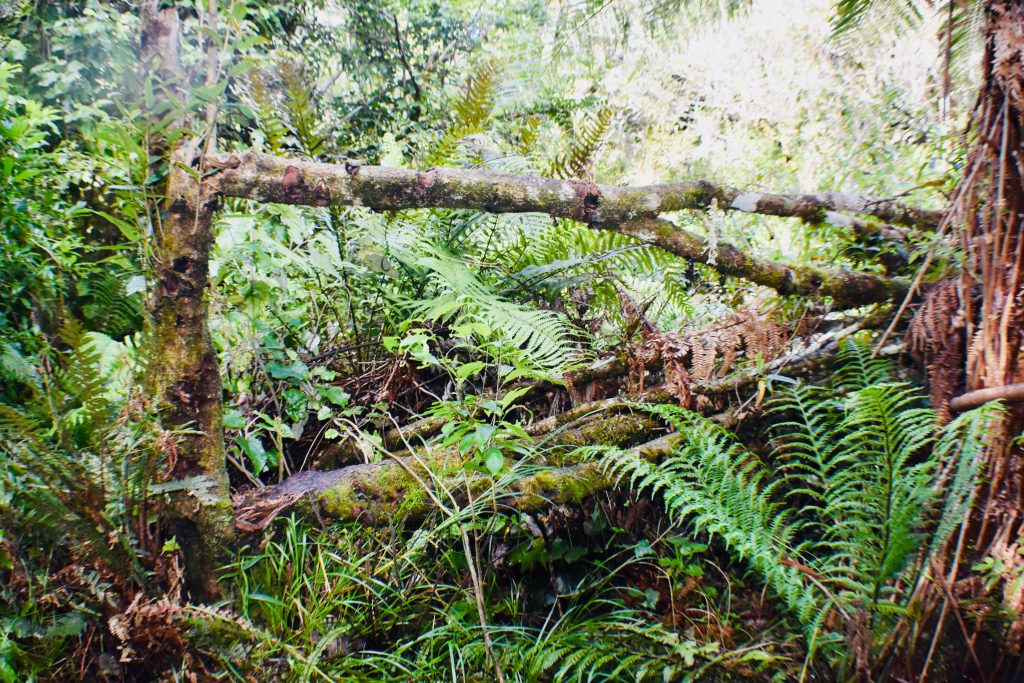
top-left (943, 0), bottom-right (1024, 662)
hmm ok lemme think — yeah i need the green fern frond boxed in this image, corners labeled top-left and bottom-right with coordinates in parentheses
top-left (834, 337), bottom-right (894, 391)
top-left (249, 69), bottom-right (288, 154)
top-left (928, 401), bottom-right (1004, 556)
top-left (413, 253), bottom-right (580, 371)
top-left (279, 60), bottom-right (326, 158)
top-left (827, 383), bottom-right (936, 585)
top-left (0, 324), bottom-right (162, 573)
top-left (79, 272), bottom-right (143, 340)
top-left (592, 405), bottom-right (816, 619)
top-left (426, 60), bottom-right (501, 167)
top-left (766, 383), bottom-right (839, 515)
top-left (358, 214), bottom-right (580, 372)
top-left (576, 343), bottom-right (992, 670)
top-left (547, 107), bottom-right (612, 179)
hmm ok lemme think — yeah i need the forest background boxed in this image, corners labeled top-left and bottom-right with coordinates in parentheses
top-left (0, 0), bottom-right (1016, 681)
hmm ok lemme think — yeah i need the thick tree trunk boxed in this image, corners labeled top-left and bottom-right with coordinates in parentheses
top-left (965, 0), bottom-right (1024, 655)
top-left (142, 2), bottom-right (233, 601)
top-left (906, 0), bottom-right (1024, 665)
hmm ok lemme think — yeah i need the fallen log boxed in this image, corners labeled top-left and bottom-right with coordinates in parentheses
top-left (235, 406), bottom-right (666, 530)
top-left (235, 323), bottom-right (892, 530)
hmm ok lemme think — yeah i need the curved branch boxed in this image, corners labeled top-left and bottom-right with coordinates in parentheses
top-left (208, 152), bottom-right (912, 306)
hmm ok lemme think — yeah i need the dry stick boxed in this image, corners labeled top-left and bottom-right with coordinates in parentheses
top-left (202, 0), bottom-right (218, 155)
top-left (460, 470), bottom-right (508, 683)
top-left (994, 102), bottom-right (1013, 380)
top-left (931, 554), bottom-right (989, 682)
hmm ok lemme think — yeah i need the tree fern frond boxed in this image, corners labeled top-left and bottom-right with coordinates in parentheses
top-left (834, 337), bottom-right (894, 390)
top-left (360, 215), bottom-right (581, 372)
top-left (547, 107), bottom-right (612, 179)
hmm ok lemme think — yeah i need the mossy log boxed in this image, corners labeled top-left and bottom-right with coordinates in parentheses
top-left (206, 152), bottom-right (916, 307)
top-left (237, 323), bottom-right (891, 530)
top-left (234, 414), bottom-right (676, 530)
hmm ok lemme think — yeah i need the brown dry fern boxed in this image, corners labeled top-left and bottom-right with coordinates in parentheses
top-left (907, 278), bottom-right (965, 422)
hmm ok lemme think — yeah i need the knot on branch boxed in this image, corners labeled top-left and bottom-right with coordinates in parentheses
top-left (569, 179), bottom-right (602, 222)
top-left (282, 165), bottom-right (306, 202)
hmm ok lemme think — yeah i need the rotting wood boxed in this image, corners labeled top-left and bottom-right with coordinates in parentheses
top-left (235, 407), bottom-right (666, 530)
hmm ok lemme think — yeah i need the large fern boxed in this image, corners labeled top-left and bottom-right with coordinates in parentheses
top-left (358, 213), bottom-right (581, 372)
top-left (0, 321), bottom-right (164, 576)
top-left (586, 340), bottom-right (1004, 672)
top-left (425, 60), bottom-right (501, 167)
top-left (546, 107), bottom-right (612, 179)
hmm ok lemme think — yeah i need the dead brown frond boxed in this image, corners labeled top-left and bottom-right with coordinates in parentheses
top-left (623, 298), bottom-right (791, 407)
top-left (907, 278), bottom-right (966, 422)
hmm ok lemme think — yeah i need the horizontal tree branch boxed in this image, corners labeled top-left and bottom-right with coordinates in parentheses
top-left (950, 382), bottom-right (1024, 412)
top-left (209, 152), bottom-right (940, 228)
top-left (207, 152), bottom-right (914, 307)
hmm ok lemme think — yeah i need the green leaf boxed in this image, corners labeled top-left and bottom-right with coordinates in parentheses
top-left (483, 447), bottom-right (504, 475)
top-left (223, 408), bottom-right (245, 429)
top-left (230, 1), bottom-right (248, 22)
top-left (237, 435), bottom-right (268, 474)
top-left (455, 361), bottom-right (486, 381)
top-left (316, 384), bottom-right (349, 406)
top-left (266, 360), bottom-right (309, 381)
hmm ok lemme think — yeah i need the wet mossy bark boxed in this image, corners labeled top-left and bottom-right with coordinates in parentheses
top-left (142, 2), bottom-right (233, 601)
top-left (150, 153), bottom-right (235, 601)
top-left (234, 403), bottom-right (668, 529)
top-left (208, 152), bottom-right (915, 308)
